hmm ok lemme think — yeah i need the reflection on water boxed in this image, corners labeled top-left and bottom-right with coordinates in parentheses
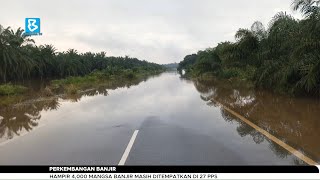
top-left (0, 97), bottom-right (60, 140)
top-left (0, 72), bottom-right (318, 165)
top-left (191, 77), bottom-right (320, 163)
top-left (0, 76), bottom-right (153, 143)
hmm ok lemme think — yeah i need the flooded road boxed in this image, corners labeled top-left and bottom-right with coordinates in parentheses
top-left (0, 72), bottom-right (319, 165)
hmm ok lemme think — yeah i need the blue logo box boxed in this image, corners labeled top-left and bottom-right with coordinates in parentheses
top-left (25, 18), bottom-right (41, 36)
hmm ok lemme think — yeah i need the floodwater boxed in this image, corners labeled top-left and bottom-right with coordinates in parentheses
top-left (0, 72), bottom-right (319, 165)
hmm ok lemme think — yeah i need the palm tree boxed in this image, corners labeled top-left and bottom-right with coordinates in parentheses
top-left (292, 0), bottom-right (320, 17)
top-left (233, 26), bottom-right (260, 66)
top-left (290, 0), bottom-right (320, 94)
top-left (251, 21), bottom-right (267, 41)
top-left (0, 25), bottom-right (11, 82)
top-left (32, 44), bottom-right (57, 78)
top-left (0, 26), bottom-right (35, 82)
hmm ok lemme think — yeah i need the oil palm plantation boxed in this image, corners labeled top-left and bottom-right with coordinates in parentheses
top-left (178, 0), bottom-right (320, 96)
top-left (0, 25), bottom-right (164, 83)
top-left (0, 25), bottom-right (35, 82)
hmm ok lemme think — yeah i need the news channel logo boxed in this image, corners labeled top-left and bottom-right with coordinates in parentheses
top-left (24, 18), bottom-right (42, 36)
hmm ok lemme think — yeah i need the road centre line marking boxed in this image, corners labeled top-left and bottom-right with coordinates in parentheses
top-left (118, 130), bottom-right (139, 165)
top-left (212, 99), bottom-right (318, 165)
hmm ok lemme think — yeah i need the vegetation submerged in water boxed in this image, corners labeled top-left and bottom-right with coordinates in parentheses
top-left (51, 68), bottom-right (163, 95)
top-left (0, 84), bottom-right (27, 96)
top-left (0, 67), bottom-right (164, 98)
top-left (178, 0), bottom-right (320, 96)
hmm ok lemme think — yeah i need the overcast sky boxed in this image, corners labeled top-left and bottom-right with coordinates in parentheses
top-left (1, 0), bottom-right (301, 64)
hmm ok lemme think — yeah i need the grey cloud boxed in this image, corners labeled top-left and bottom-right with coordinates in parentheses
top-left (75, 30), bottom-right (192, 62)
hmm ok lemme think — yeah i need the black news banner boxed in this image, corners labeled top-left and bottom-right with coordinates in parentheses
top-left (0, 165), bottom-right (317, 173)
top-left (0, 166), bottom-right (318, 179)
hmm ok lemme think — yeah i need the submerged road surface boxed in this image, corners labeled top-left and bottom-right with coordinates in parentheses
top-left (0, 72), bottom-right (318, 165)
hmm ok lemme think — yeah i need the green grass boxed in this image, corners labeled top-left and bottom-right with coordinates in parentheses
top-left (65, 84), bottom-right (78, 95)
top-left (51, 69), bottom-right (164, 94)
top-left (0, 84), bottom-right (27, 96)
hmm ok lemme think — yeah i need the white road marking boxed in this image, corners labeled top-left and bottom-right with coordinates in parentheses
top-left (118, 130), bottom-right (139, 165)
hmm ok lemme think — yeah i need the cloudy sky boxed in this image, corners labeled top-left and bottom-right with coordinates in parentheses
top-left (1, 0), bottom-right (301, 64)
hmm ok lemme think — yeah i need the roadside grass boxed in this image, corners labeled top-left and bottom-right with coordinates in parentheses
top-left (0, 84), bottom-right (28, 96)
top-left (0, 69), bottom-right (164, 107)
top-left (50, 69), bottom-right (164, 95)
top-left (0, 68), bottom-right (163, 98)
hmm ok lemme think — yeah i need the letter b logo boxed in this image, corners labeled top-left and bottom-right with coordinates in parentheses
top-left (25, 18), bottom-right (40, 34)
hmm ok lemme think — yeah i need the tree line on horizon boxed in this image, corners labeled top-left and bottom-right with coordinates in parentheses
top-left (178, 0), bottom-right (320, 96)
top-left (0, 26), bottom-right (163, 83)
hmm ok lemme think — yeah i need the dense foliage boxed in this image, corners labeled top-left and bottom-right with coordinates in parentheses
top-left (178, 0), bottom-right (320, 96)
top-left (162, 63), bottom-right (178, 70)
top-left (0, 26), bottom-right (164, 83)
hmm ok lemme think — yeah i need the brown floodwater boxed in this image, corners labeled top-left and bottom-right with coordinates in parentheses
top-left (0, 75), bottom-right (152, 142)
top-left (0, 72), bottom-right (319, 165)
top-left (193, 77), bottom-right (320, 163)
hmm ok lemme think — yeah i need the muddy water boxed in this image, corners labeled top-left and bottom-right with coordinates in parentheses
top-left (0, 75), bottom-right (152, 142)
top-left (0, 72), bottom-right (319, 164)
top-left (193, 77), bottom-right (320, 163)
